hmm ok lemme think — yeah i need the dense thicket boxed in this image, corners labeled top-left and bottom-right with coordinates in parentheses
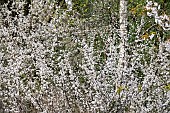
top-left (0, 0), bottom-right (170, 112)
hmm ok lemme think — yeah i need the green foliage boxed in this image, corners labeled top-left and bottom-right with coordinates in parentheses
top-left (93, 33), bottom-right (107, 71)
top-left (116, 85), bottom-right (124, 95)
top-left (72, 0), bottom-right (94, 18)
top-left (78, 75), bottom-right (87, 85)
top-left (135, 67), bottom-right (145, 82)
top-left (155, 0), bottom-right (170, 14)
top-left (163, 83), bottom-right (170, 91)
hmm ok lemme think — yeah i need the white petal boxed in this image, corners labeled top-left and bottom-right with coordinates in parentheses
top-left (153, 2), bottom-right (158, 7)
top-left (149, 34), bottom-right (155, 39)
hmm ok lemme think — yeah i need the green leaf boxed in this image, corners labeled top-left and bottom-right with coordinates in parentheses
top-left (20, 74), bottom-right (26, 79)
top-left (116, 86), bottom-right (124, 95)
top-left (78, 76), bottom-right (86, 84)
top-left (163, 84), bottom-right (170, 91)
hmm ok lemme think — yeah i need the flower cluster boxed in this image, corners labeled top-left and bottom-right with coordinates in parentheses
top-left (145, 0), bottom-right (170, 30)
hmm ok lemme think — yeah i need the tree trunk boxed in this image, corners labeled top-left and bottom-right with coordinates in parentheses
top-left (116, 0), bottom-right (128, 89)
